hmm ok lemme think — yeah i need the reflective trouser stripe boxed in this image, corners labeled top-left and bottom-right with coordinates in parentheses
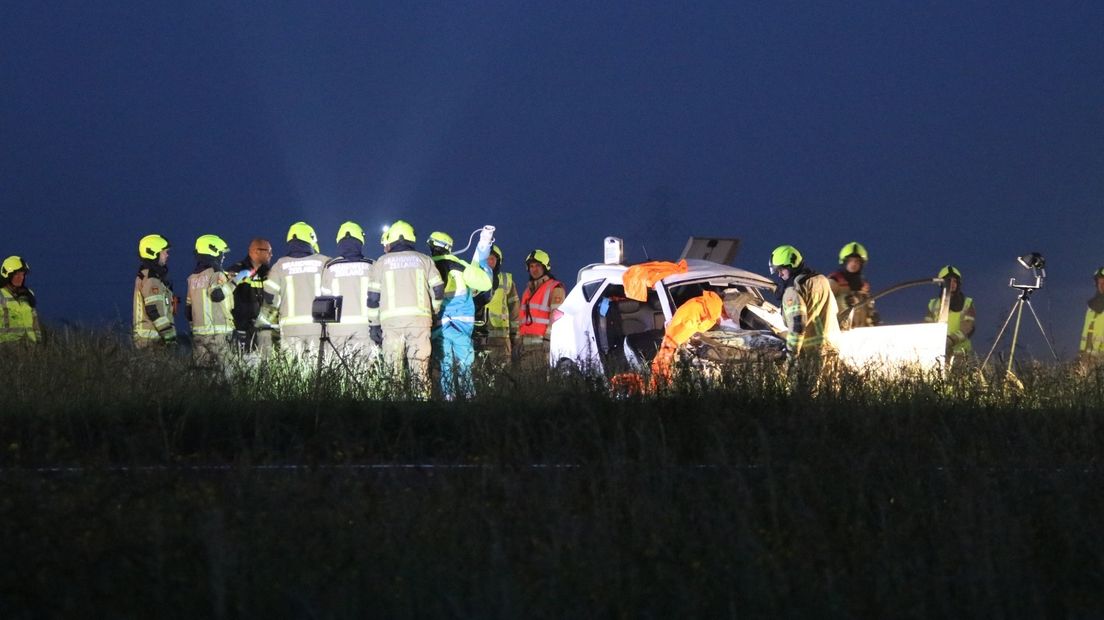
top-left (193, 326), bottom-right (233, 335)
top-left (441, 316), bottom-right (475, 325)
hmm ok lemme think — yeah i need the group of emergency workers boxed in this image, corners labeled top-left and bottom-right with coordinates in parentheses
top-left (121, 220), bottom-right (567, 398)
top-left (6, 236), bottom-right (1104, 373)
top-left (769, 241), bottom-right (995, 370)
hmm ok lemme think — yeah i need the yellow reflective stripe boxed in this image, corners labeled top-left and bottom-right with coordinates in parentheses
top-left (385, 270), bottom-right (396, 311)
top-left (417, 270), bottom-right (428, 313)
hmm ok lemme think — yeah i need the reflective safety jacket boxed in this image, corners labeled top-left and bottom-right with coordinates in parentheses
top-left (187, 266), bottom-right (235, 336)
top-left (926, 296), bottom-right (975, 355)
top-left (432, 254), bottom-right (492, 328)
top-left (519, 275), bottom-right (565, 340)
top-left (0, 286), bottom-right (40, 344)
top-left (366, 248), bottom-right (444, 329)
top-left (263, 253), bottom-right (331, 331)
top-left (133, 267), bottom-right (176, 343)
top-left (1080, 303), bottom-right (1104, 355)
top-left (482, 271), bottom-right (519, 339)
top-left (781, 272), bottom-right (840, 357)
top-left (322, 256), bottom-right (374, 333)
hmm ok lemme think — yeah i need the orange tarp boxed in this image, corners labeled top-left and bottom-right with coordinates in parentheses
top-left (622, 260), bottom-right (688, 302)
top-left (650, 291), bottom-right (723, 382)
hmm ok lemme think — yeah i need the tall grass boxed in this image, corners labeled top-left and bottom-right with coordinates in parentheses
top-left (1, 328), bottom-right (1103, 617)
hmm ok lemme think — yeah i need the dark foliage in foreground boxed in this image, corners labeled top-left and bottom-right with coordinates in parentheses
top-left (1, 330), bottom-right (1103, 618)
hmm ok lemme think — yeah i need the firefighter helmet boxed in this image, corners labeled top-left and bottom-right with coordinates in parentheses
top-left (1, 256), bottom-right (29, 279)
top-left (428, 231), bottom-right (454, 252)
top-left (838, 241), bottom-right (868, 264)
top-left (1094, 267), bottom-right (1104, 279)
top-left (194, 234), bottom-right (230, 258)
top-left (768, 245), bottom-right (802, 274)
top-left (491, 245), bottom-right (503, 263)
top-left (938, 265), bottom-right (962, 281)
top-left (336, 221), bottom-right (365, 244)
top-left (382, 220), bottom-right (416, 245)
top-left (286, 221), bottom-right (319, 253)
top-left (526, 249), bottom-right (551, 270)
top-left (139, 234), bottom-right (170, 260)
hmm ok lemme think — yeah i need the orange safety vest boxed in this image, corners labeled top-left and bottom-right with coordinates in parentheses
top-left (519, 278), bottom-right (561, 337)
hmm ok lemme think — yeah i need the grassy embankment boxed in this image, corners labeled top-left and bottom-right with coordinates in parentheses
top-left (2, 329), bottom-right (1103, 618)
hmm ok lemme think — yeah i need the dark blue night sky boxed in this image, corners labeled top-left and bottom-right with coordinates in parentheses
top-left (3, 1), bottom-right (1102, 358)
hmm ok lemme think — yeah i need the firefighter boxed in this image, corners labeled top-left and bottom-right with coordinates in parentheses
top-left (186, 234), bottom-right (237, 367)
top-left (828, 241), bottom-right (879, 329)
top-left (474, 245), bottom-right (520, 359)
top-left (517, 249), bottom-right (566, 368)
top-left (1078, 267), bottom-right (1104, 362)
top-left (768, 245), bottom-right (841, 365)
top-left (0, 256), bottom-right (41, 345)
top-left (263, 222), bottom-right (331, 361)
top-left (321, 221), bottom-right (376, 361)
top-left (366, 220), bottom-right (444, 396)
top-left (428, 231), bottom-right (492, 399)
top-left (133, 234), bottom-right (178, 348)
top-left (227, 238), bottom-right (276, 358)
top-left (924, 265), bottom-right (976, 366)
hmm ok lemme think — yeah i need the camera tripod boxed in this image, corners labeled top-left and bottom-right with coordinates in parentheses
top-left (314, 321), bottom-right (359, 396)
top-left (982, 285), bottom-right (1058, 374)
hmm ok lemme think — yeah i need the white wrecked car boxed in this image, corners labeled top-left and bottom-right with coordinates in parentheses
top-left (549, 238), bottom-right (951, 375)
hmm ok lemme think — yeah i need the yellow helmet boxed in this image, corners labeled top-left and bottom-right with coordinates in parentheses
top-left (491, 244), bottom-right (503, 262)
top-left (382, 220), bottom-right (416, 245)
top-left (139, 234), bottom-right (170, 259)
top-left (838, 241), bottom-right (868, 264)
top-left (337, 221), bottom-right (365, 244)
top-left (428, 231), bottom-right (453, 252)
top-left (194, 234), bottom-right (230, 257)
top-left (1, 256), bottom-right (29, 279)
top-left (768, 245), bottom-right (802, 274)
top-left (1094, 267), bottom-right (1104, 279)
top-left (525, 249), bottom-right (551, 270)
top-left (287, 221), bottom-right (319, 252)
top-left (938, 265), bottom-right (962, 281)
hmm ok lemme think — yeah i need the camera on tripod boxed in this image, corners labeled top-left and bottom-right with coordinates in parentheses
top-left (1010, 252), bottom-right (1046, 291)
top-left (312, 295), bottom-right (343, 324)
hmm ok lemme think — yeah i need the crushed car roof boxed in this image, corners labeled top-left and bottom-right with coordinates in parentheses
top-left (576, 259), bottom-right (776, 290)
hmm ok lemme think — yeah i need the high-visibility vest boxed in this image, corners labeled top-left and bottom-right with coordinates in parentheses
top-left (0, 287), bottom-right (39, 344)
top-left (187, 267), bottom-right (235, 336)
top-left (927, 296), bottom-right (974, 354)
top-left (1081, 307), bottom-right (1104, 354)
top-left (519, 277), bottom-right (561, 338)
top-left (484, 272), bottom-right (517, 339)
